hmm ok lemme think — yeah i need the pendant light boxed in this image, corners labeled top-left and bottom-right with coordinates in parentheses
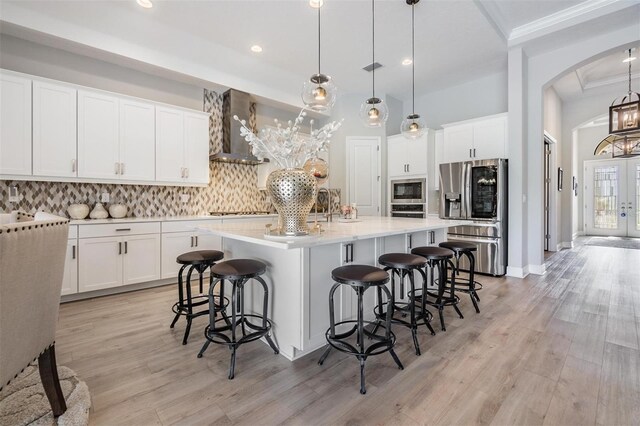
top-left (609, 49), bottom-right (639, 135)
top-left (302, 1), bottom-right (337, 112)
top-left (360, 0), bottom-right (388, 127)
top-left (401, 0), bottom-right (425, 139)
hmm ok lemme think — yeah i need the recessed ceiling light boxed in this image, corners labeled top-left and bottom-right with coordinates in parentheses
top-left (136, 0), bottom-right (152, 9)
top-left (309, 0), bottom-right (324, 8)
top-left (251, 45), bottom-right (263, 53)
top-left (402, 58), bottom-right (413, 66)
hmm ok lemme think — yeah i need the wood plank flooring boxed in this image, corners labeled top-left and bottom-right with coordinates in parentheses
top-left (56, 239), bottom-right (640, 425)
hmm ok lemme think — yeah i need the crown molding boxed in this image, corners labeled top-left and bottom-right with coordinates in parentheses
top-left (583, 71), bottom-right (640, 90)
top-left (508, 0), bottom-right (639, 47)
top-left (472, 0), bottom-right (509, 41)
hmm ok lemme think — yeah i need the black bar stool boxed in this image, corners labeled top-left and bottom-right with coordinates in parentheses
top-left (374, 253), bottom-right (436, 356)
top-left (197, 259), bottom-right (279, 380)
top-left (439, 241), bottom-right (482, 313)
top-left (410, 246), bottom-right (463, 331)
top-left (170, 250), bottom-right (227, 345)
top-left (318, 264), bottom-right (404, 394)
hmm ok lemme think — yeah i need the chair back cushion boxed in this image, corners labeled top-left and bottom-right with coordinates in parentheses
top-left (0, 216), bottom-right (69, 387)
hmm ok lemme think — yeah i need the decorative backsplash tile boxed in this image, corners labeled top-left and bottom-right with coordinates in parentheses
top-left (0, 88), bottom-right (341, 218)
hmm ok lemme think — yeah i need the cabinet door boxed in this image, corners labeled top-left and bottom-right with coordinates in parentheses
top-left (473, 116), bottom-right (507, 160)
top-left (434, 130), bottom-right (444, 190)
top-left (406, 133), bottom-right (428, 176)
top-left (61, 240), bottom-right (78, 296)
top-left (443, 124), bottom-right (473, 163)
top-left (156, 106), bottom-right (185, 182)
top-left (184, 112), bottom-right (210, 184)
top-left (119, 99), bottom-right (155, 181)
top-left (0, 72), bottom-right (32, 175)
top-left (78, 237), bottom-right (123, 292)
top-left (123, 234), bottom-right (161, 285)
top-left (387, 135), bottom-right (407, 177)
top-left (78, 90), bottom-right (120, 179)
top-left (33, 81), bottom-right (77, 177)
top-left (161, 232), bottom-right (193, 279)
top-left (194, 232), bottom-right (222, 251)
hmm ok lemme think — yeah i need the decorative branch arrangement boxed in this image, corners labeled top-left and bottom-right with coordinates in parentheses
top-left (234, 108), bottom-right (343, 169)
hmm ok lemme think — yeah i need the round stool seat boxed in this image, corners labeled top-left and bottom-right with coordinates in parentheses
top-left (379, 253), bottom-right (428, 269)
top-left (211, 259), bottom-right (266, 279)
top-left (176, 250), bottom-right (224, 265)
top-left (411, 246), bottom-right (454, 260)
top-left (439, 241), bottom-right (477, 252)
top-left (331, 265), bottom-right (389, 287)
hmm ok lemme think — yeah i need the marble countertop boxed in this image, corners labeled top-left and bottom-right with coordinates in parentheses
top-left (69, 214), bottom-right (277, 225)
top-left (197, 216), bottom-right (467, 249)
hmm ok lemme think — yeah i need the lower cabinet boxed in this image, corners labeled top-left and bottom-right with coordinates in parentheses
top-left (61, 239), bottom-right (78, 296)
top-left (78, 234), bottom-right (160, 292)
top-left (161, 231), bottom-right (222, 279)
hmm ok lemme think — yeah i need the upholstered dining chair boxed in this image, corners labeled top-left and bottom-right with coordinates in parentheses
top-left (0, 212), bottom-right (69, 417)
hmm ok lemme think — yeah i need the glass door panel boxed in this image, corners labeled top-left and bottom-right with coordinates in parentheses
top-left (585, 160), bottom-right (627, 237)
top-left (470, 166), bottom-right (498, 219)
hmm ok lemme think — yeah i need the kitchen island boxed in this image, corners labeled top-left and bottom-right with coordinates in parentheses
top-left (197, 216), bottom-right (466, 360)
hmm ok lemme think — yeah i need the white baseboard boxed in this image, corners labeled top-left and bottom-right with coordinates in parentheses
top-left (529, 264), bottom-right (546, 275)
top-left (506, 265), bottom-right (529, 278)
top-left (572, 231), bottom-right (584, 239)
top-left (561, 241), bottom-right (574, 249)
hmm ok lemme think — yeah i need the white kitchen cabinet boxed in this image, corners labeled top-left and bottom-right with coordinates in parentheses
top-left (156, 106), bottom-right (209, 184)
top-left (32, 80), bottom-right (77, 177)
top-left (161, 230), bottom-right (222, 279)
top-left (442, 113), bottom-right (507, 163)
top-left (78, 233), bottom-right (161, 292)
top-left (122, 234), bottom-right (161, 285)
top-left (387, 133), bottom-right (428, 178)
top-left (61, 240), bottom-right (78, 296)
top-left (119, 98), bottom-right (155, 181)
top-left (0, 72), bottom-right (32, 175)
top-left (433, 130), bottom-right (444, 190)
top-left (78, 236), bottom-right (123, 292)
top-left (78, 90), bottom-right (120, 179)
top-left (184, 111), bottom-right (210, 184)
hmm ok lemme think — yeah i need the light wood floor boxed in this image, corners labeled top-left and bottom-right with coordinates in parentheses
top-left (56, 239), bottom-right (640, 425)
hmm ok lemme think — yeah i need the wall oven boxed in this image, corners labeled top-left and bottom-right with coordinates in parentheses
top-left (391, 178), bottom-right (426, 204)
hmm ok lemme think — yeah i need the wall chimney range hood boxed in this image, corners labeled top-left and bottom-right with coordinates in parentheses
top-left (210, 89), bottom-right (265, 165)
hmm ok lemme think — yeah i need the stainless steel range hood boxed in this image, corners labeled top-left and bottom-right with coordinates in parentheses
top-left (210, 89), bottom-right (264, 165)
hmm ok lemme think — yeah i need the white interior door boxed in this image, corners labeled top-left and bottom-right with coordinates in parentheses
top-left (585, 159), bottom-right (628, 236)
top-left (347, 137), bottom-right (381, 216)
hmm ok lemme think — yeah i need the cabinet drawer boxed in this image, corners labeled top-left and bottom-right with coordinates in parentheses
top-left (162, 219), bottom-right (222, 233)
top-left (79, 222), bottom-right (160, 238)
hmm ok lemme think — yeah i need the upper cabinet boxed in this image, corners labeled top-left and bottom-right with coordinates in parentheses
top-left (387, 132), bottom-right (428, 178)
top-left (0, 71), bottom-right (32, 175)
top-left (33, 80), bottom-right (77, 177)
top-left (0, 69), bottom-right (209, 186)
top-left (156, 107), bottom-right (209, 184)
top-left (442, 113), bottom-right (507, 163)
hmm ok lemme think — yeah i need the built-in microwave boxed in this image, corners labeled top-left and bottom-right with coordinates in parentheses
top-left (391, 178), bottom-right (426, 204)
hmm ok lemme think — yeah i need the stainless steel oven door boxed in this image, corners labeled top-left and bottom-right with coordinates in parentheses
top-left (391, 178), bottom-right (426, 203)
top-left (446, 235), bottom-right (505, 276)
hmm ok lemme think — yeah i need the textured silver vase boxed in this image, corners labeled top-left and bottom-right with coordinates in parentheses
top-left (267, 168), bottom-right (318, 236)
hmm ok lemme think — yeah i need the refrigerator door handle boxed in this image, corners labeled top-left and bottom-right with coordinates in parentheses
top-left (463, 163), bottom-right (472, 219)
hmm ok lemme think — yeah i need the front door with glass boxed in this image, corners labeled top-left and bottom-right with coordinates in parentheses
top-left (585, 158), bottom-right (640, 237)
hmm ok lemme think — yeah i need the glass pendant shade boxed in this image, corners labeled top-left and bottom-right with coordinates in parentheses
top-left (401, 113), bottom-right (425, 139)
top-left (359, 97), bottom-right (389, 128)
top-left (302, 73), bottom-right (336, 112)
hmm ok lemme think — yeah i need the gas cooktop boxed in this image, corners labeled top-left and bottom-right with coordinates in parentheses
top-left (209, 211), bottom-right (272, 216)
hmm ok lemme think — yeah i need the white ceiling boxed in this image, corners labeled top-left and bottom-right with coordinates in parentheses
top-left (553, 45), bottom-right (640, 101)
top-left (0, 0), bottom-right (636, 107)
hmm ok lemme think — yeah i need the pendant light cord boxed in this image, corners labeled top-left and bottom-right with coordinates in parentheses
top-left (318, 6), bottom-right (321, 76)
top-left (629, 49), bottom-right (632, 96)
top-left (411, 2), bottom-right (415, 115)
top-left (372, 0), bottom-right (375, 99)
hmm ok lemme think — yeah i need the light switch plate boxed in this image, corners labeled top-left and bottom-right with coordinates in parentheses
top-left (8, 186), bottom-right (19, 203)
top-left (101, 192), bottom-right (110, 203)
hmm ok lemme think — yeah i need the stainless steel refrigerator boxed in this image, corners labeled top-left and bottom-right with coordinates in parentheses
top-left (439, 158), bottom-right (508, 276)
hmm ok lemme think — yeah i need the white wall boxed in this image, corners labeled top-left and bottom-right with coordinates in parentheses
top-left (404, 71), bottom-right (508, 129)
top-left (543, 87), bottom-right (563, 251)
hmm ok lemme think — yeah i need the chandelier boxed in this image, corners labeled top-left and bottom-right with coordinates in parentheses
top-left (609, 49), bottom-right (639, 135)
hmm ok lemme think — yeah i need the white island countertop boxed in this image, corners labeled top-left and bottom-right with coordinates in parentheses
top-left (196, 216), bottom-right (467, 249)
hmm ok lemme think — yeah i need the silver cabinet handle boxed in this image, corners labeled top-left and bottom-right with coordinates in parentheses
top-left (195, 235), bottom-right (198, 247)
top-left (181, 167), bottom-right (186, 179)
top-left (185, 168), bottom-right (189, 179)
top-left (115, 228), bottom-right (131, 232)
top-left (473, 148), bottom-right (476, 157)
top-left (115, 162), bottom-right (120, 175)
top-left (72, 159), bottom-right (76, 173)
top-left (190, 236), bottom-right (194, 247)
top-left (118, 242), bottom-right (122, 255)
top-left (124, 241), bottom-right (128, 254)
top-left (120, 162), bottom-right (125, 175)
top-left (72, 245), bottom-right (76, 260)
